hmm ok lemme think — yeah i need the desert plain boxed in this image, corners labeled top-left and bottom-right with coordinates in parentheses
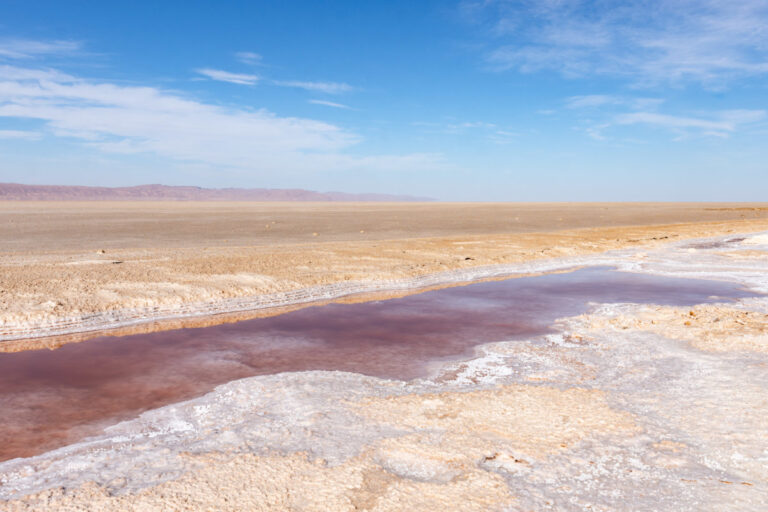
top-left (1, 201), bottom-right (768, 511)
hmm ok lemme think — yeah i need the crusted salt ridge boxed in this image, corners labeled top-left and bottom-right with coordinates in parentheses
top-left (610, 230), bottom-right (768, 293)
top-left (3, 231), bottom-right (766, 342)
top-left (0, 252), bottom-right (628, 342)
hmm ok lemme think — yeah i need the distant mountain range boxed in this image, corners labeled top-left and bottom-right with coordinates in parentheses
top-left (0, 183), bottom-right (433, 202)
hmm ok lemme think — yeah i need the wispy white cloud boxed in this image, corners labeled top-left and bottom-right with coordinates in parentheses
top-left (458, 121), bottom-right (496, 129)
top-left (235, 51), bottom-right (262, 65)
top-left (565, 95), bottom-right (663, 110)
top-left (195, 68), bottom-right (260, 85)
top-left (0, 39), bottom-right (81, 59)
top-left (0, 65), bottom-right (73, 81)
top-left (273, 80), bottom-right (354, 94)
top-left (0, 64), bottom-right (441, 175)
top-left (413, 120), bottom-right (497, 134)
top-left (413, 119), bottom-right (516, 144)
top-left (470, 0), bottom-right (768, 87)
top-left (563, 94), bottom-right (765, 140)
top-left (616, 112), bottom-right (735, 132)
top-left (308, 99), bottom-right (353, 109)
top-left (488, 129), bottom-right (518, 144)
top-left (594, 109), bottom-right (767, 139)
top-left (565, 95), bottom-right (621, 109)
top-left (584, 125), bottom-right (609, 141)
top-left (717, 109), bottom-right (768, 125)
top-left (0, 129), bottom-right (42, 140)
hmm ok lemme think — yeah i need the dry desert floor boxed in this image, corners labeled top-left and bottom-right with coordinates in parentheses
top-left (1, 202), bottom-right (768, 511)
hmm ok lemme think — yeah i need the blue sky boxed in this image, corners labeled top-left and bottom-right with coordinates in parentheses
top-left (0, 0), bottom-right (767, 200)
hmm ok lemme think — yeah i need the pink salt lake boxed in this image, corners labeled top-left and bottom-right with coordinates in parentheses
top-left (0, 267), bottom-right (758, 461)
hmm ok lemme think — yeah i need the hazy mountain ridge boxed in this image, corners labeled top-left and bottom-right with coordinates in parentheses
top-left (0, 183), bottom-right (432, 202)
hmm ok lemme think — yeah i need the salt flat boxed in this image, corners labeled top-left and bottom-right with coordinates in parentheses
top-left (1, 203), bottom-right (768, 511)
top-left (1, 229), bottom-right (767, 511)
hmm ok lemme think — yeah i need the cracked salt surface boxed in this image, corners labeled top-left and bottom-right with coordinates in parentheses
top-left (1, 231), bottom-right (767, 510)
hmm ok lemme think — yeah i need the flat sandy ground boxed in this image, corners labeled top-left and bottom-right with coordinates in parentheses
top-left (2, 201), bottom-right (768, 345)
top-left (3, 201), bottom-right (768, 251)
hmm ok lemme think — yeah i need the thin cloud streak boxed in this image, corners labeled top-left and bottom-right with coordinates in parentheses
top-left (273, 80), bottom-right (354, 94)
top-left (235, 51), bottom-right (262, 65)
top-left (195, 68), bottom-right (260, 85)
top-left (599, 109), bottom-right (767, 139)
top-left (616, 112), bottom-right (735, 132)
top-left (0, 65), bottom-right (73, 81)
top-left (0, 39), bottom-right (81, 59)
top-left (308, 99), bottom-right (353, 109)
top-left (565, 95), bottom-right (663, 110)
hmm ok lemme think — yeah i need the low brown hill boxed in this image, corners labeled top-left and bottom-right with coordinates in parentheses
top-left (0, 183), bottom-right (432, 202)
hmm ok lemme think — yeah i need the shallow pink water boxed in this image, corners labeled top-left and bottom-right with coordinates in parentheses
top-left (0, 267), bottom-right (758, 461)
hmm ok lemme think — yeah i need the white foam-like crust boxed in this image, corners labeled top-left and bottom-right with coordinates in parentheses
top-left (606, 231), bottom-right (768, 293)
top-left (741, 233), bottom-right (768, 245)
top-left (2, 230), bottom-right (768, 507)
top-left (0, 371), bottom-right (416, 499)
